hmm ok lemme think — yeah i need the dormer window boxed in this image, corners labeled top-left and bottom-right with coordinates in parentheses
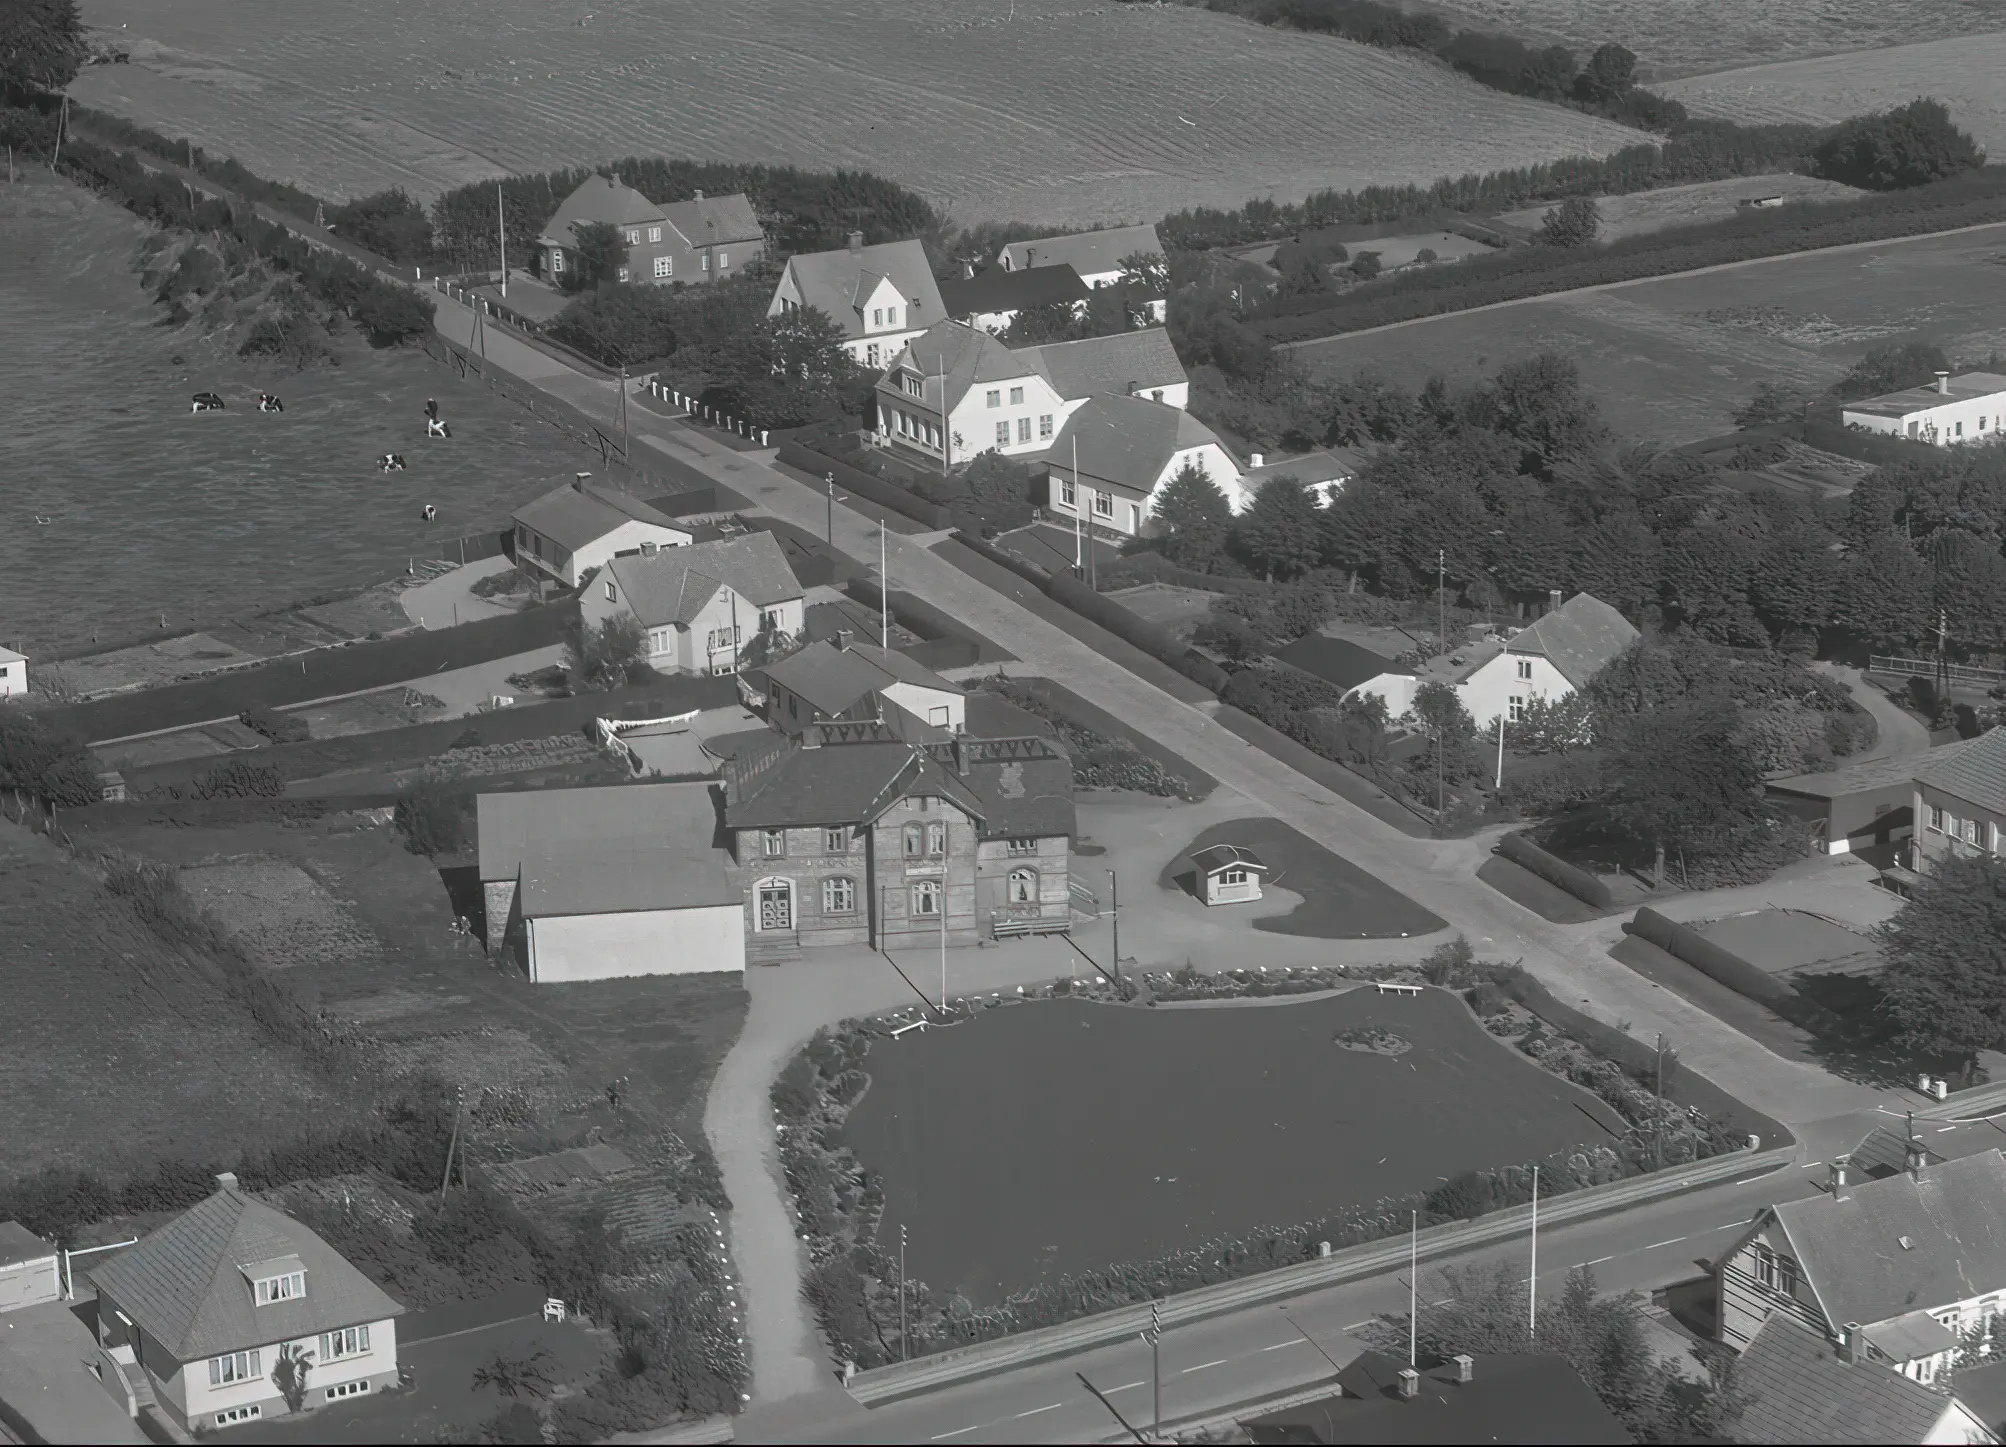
top-left (243, 1256), bottom-right (307, 1305)
top-left (904, 373), bottom-right (923, 397)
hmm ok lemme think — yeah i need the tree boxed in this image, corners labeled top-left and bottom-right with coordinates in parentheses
top-left (1348, 250), bottom-right (1382, 280)
top-left (473, 1348), bottom-right (555, 1401)
top-left (393, 776), bottom-right (476, 856)
top-left (1482, 353), bottom-right (1602, 468)
top-left (1829, 340), bottom-right (1951, 403)
top-left (1813, 98), bottom-right (1985, 191)
top-left (271, 1342), bottom-right (311, 1414)
top-left (327, 188), bottom-right (433, 262)
top-left (1235, 476), bottom-right (1323, 580)
top-left (1750, 530), bottom-right (1840, 640)
top-left (1606, 697), bottom-right (1770, 869)
top-left (1538, 195), bottom-right (1601, 248)
top-left (548, 283), bottom-right (680, 367)
top-left (1409, 680), bottom-right (1485, 790)
top-left (1733, 380), bottom-right (1810, 428)
top-left (1880, 852), bottom-right (2006, 1075)
top-left (476, 1404), bottom-right (547, 1444)
top-left (0, 0), bottom-right (84, 94)
top-left (1932, 527), bottom-right (2006, 651)
top-left (1151, 462), bottom-right (1233, 570)
top-left (562, 220), bottom-right (629, 293)
top-left (999, 297), bottom-right (1083, 347)
top-left (0, 707), bottom-right (100, 806)
top-left (1832, 530), bottom-right (1932, 649)
top-left (704, 305), bottom-right (867, 429)
top-left (565, 613), bottom-right (652, 691)
top-left (738, 619), bottom-right (801, 672)
top-left (1573, 43), bottom-right (1636, 105)
top-left (1117, 249), bottom-right (1169, 296)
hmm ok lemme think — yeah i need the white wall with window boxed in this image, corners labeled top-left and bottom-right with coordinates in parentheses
top-left (166, 1317), bottom-right (402, 1431)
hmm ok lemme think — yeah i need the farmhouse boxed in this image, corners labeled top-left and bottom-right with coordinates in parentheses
top-left (1841, 370), bottom-right (2006, 447)
top-left (579, 531), bottom-right (804, 676)
top-left (511, 478), bottom-right (692, 591)
top-left (1715, 1148), bottom-right (2006, 1385)
top-left (1730, 1315), bottom-right (1997, 1446)
top-left (997, 223), bottom-right (1167, 321)
top-left (1043, 393), bottom-right (1243, 538)
top-left (768, 233), bottom-right (946, 369)
top-left (940, 263), bottom-right (1090, 336)
top-left (88, 1174), bottom-right (403, 1435)
top-left (0, 645), bottom-right (24, 697)
top-left (876, 321), bottom-right (1068, 465)
top-left (1241, 1349), bottom-right (1628, 1444)
top-left (533, 175), bottom-right (762, 286)
top-left (754, 636), bottom-right (966, 736)
top-left (1191, 844), bottom-right (1267, 906)
top-left (1912, 726), bottom-right (2006, 866)
top-left (477, 781), bottom-right (744, 981)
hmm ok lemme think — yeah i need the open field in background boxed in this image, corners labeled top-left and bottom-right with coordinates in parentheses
top-left (0, 174), bottom-right (590, 658)
top-left (1296, 223), bottom-right (2006, 442)
top-left (1660, 33), bottom-right (2006, 157)
top-left (1430, 0), bottom-right (2006, 77)
top-left (1490, 173), bottom-right (1866, 244)
top-left (71, 0), bottom-right (1639, 225)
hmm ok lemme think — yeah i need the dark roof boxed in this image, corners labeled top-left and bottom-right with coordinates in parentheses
top-left (759, 642), bottom-right (884, 715)
top-left (513, 479), bottom-right (687, 552)
top-left (89, 1188), bottom-right (404, 1361)
top-left (1771, 1148), bottom-right (2006, 1331)
top-left (478, 781), bottom-right (724, 882)
top-left (1274, 635), bottom-right (1407, 691)
top-left (878, 319), bottom-right (1036, 414)
top-left (965, 750), bottom-right (1073, 840)
top-left (605, 532), bottom-right (802, 626)
top-left (1732, 1316), bottom-right (1958, 1445)
top-left (999, 224), bottom-right (1163, 278)
top-left (0, 1221), bottom-right (54, 1267)
top-left (1048, 394), bottom-right (1226, 494)
top-left (1860, 1309), bottom-right (1961, 1363)
top-left (1953, 1358), bottom-right (2006, 1434)
top-left (1244, 1351), bottom-right (1630, 1445)
top-left (1018, 327), bottom-right (1188, 402)
top-left (1770, 737), bottom-right (1978, 801)
top-left (537, 175), bottom-right (664, 249)
top-left (782, 238), bottom-right (946, 342)
top-left (1192, 843), bottom-right (1267, 874)
top-left (1507, 594), bottom-right (1639, 689)
top-left (1848, 1125), bottom-right (1945, 1180)
top-left (724, 738), bottom-right (985, 830)
top-left (517, 846), bottom-right (740, 916)
top-left (963, 693), bottom-right (1056, 742)
top-left (1916, 727), bottom-right (2006, 815)
top-left (660, 192), bottom-right (762, 247)
top-left (940, 263), bottom-right (1091, 319)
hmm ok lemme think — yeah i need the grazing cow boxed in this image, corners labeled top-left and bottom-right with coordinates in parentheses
top-left (258, 393), bottom-right (284, 412)
top-left (190, 392), bottom-right (225, 413)
top-left (421, 504), bottom-right (437, 521)
top-left (426, 416), bottom-right (451, 438)
top-left (379, 453), bottom-right (407, 472)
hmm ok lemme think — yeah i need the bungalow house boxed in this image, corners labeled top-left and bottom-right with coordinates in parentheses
top-left (1348, 591), bottom-right (1638, 732)
top-left (997, 223), bottom-right (1168, 321)
top-left (1016, 327), bottom-right (1190, 411)
top-left (1240, 448), bottom-right (1360, 509)
top-left (511, 478), bottom-right (692, 591)
top-left (768, 233), bottom-right (946, 369)
top-left (477, 781), bottom-right (744, 981)
top-left (579, 531), bottom-right (804, 676)
top-left (754, 636), bottom-right (967, 736)
top-left (0, 645), bottom-right (25, 698)
top-left (1913, 726), bottom-right (2006, 866)
top-left (875, 320), bottom-right (1069, 466)
top-left (88, 1174), bottom-right (403, 1434)
top-left (1841, 371), bottom-right (2006, 447)
top-left (534, 175), bottom-right (762, 286)
top-left (1715, 1148), bottom-right (2006, 1385)
top-left (941, 262), bottom-right (1091, 336)
top-left (1043, 393), bottom-right (1243, 538)
top-left (1730, 1315), bottom-right (1997, 1445)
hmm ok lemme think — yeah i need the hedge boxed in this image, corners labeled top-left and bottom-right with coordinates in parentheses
top-left (1047, 574), bottom-right (1231, 694)
top-left (1498, 830), bottom-right (1613, 908)
top-left (841, 577), bottom-right (995, 662)
top-left (774, 442), bottom-right (949, 529)
top-left (1802, 418), bottom-right (1946, 468)
top-left (1628, 906), bottom-right (1798, 1007)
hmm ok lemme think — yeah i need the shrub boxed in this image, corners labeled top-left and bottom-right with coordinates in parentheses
top-left (394, 776), bottom-right (475, 857)
top-left (1812, 98), bottom-right (1985, 191)
top-left (191, 758), bottom-right (284, 799)
top-left (325, 187), bottom-right (433, 262)
top-left (1538, 195), bottom-right (1601, 247)
top-left (564, 614), bottom-right (653, 692)
top-left (239, 704), bottom-right (309, 745)
top-left (0, 708), bottom-right (102, 806)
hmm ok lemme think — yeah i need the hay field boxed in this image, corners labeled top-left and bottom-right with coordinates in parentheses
top-left (1294, 223), bottom-right (2006, 442)
top-left (71, 0), bottom-right (1638, 226)
top-left (1491, 173), bottom-right (1864, 244)
top-left (1660, 34), bottom-right (2006, 158)
top-left (1430, 0), bottom-right (2006, 77)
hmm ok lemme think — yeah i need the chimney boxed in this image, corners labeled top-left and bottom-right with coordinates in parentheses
top-left (836, 628), bottom-right (854, 650)
top-left (1937, 371), bottom-right (1951, 395)
top-left (572, 477), bottom-right (587, 492)
top-left (952, 735), bottom-right (968, 775)
top-left (803, 724), bottom-right (822, 749)
top-left (1250, 452), bottom-right (1265, 468)
top-left (1452, 1354), bottom-right (1473, 1384)
top-left (1906, 1135), bottom-right (1928, 1180)
top-left (1840, 1323), bottom-right (1863, 1364)
top-left (1397, 1368), bottom-right (1420, 1399)
top-left (1548, 588), bottom-right (1563, 612)
top-left (694, 188), bottom-right (704, 201)
top-left (847, 230), bottom-right (863, 253)
top-left (1828, 1154), bottom-right (1851, 1197)
top-left (215, 1171), bottom-right (239, 1193)
top-left (1025, 246), bottom-right (1037, 267)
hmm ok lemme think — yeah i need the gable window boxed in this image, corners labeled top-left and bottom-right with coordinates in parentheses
top-left (1009, 386), bottom-right (1024, 405)
top-left (1017, 417), bottom-right (1031, 443)
top-left (927, 821), bottom-right (948, 855)
top-left (647, 226), bottom-right (662, 243)
top-left (1958, 421), bottom-right (1966, 437)
top-left (912, 879), bottom-right (942, 915)
top-left (1515, 659), bottom-right (1533, 680)
top-left (886, 305), bottom-right (898, 328)
top-left (718, 250), bottom-right (730, 269)
top-left (1008, 837), bottom-right (1038, 855)
top-left (986, 390), bottom-right (1001, 408)
top-left (254, 1272), bottom-right (305, 1305)
top-left (873, 308), bottom-right (884, 327)
top-left (210, 1349), bottom-right (262, 1386)
top-left (604, 579), bottom-right (618, 602)
top-left (825, 828), bottom-right (848, 853)
top-left (903, 823), bottom-right (925, 858)
top-left (1220, 866), bottom-right (1247, 886)
top-left (616, 265), bottom-right (630, 283)
top-left (904, 373), bottom-right (923, 397)
top-left (760, 608), bottom-right (782, 632)
top-left (1008, 867), bottom-right (1037, 904)
top-left (1752, 1244), bottom-right (1799, 1294)
top-left (624, 228), bottom-right (641, 245)
top-left (996, 421), bottom-right (1011, 448)
top-left (823, 876), bottom-right (856, 914)
top-left (1039, 413), bottom-right (1053, 439)
top-left (762, 828), bottom-right (786, 859)
top-left (1509, 695), bottom-right (1525, 722)
top-left (1093, 491), bottom-right (1113, 517)
top-left (549, 250), bottom-right (565, 274)
top-left (320, 1325), bottom-right (371, 1361)
top-left (653, 255), bottom-right (672, 278)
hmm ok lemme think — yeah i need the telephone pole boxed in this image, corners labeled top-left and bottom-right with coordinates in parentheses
top-left (1141, 1300), bottom-right (1162, 1432)
top-left (1108, 869), bottom-right (1121, 989)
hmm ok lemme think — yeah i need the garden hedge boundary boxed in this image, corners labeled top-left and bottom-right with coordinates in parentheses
top-left (1802, 418), bottom-right (1946, 468)
top-left (1497, 830), bottom-right (1613, 909)
top-left (775, 443), bottom-right (949, 530)
top-left (841, 577), bottom-right (1004, 664)
top-left (1627, 906), bottom-right (1797, 1007)
top-left (1047, 575), bottom-right (1232, 694)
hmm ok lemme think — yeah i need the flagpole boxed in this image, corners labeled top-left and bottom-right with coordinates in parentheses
top-left (496, 181), bottom-right (508, 297)
top-left (880, 521), bottom-right (889, 650)
top-left (1409, 1210), bottom-right (1418, 1366)
top-left (1073, 438), bottom-right (1083, 578)
top-left (1529, 1165), bottom-right (1540, 1337)
top-left (1496, 713), bottom-right (1506, 790)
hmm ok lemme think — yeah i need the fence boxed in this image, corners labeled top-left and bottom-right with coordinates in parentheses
top-left (646, 378), bottom-right (770, 446)
top-left (434, 275), bottom-right (548, 337)
top-left (1871, 655), bottom-right (2006, 687)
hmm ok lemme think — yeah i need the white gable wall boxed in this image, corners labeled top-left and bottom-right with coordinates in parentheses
top-left (882, 680), bottom-right (965, 732)
top-left (526, 906), bottom-right (744, 982)
top-left (1458, 650), bottom-right (1574, 731)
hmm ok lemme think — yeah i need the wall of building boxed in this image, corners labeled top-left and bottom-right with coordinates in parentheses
top-left (0, 1253), bottom-right (59, 1312)
top-left (1715, 1227), bottom-right (1827, 1352)
top-left (974, 835), bottom-right (1070, 928)
top-left (738, 821), bottom-right (875, 947)
top-left (0, 658), bottom-right (26, 697)
top-left (1842, 393), bottom-right (2006, 446)
top-left (1460, 651), bottom-right (1573, 730)
top-left (1913, 784), bottom-right (2006, 864)
top-left (882, 681), bottom-right (964, 732)
top-left (169, 1317), bottom-right (400, 1433)
top-left (526, 906), bottom-right (744, 982)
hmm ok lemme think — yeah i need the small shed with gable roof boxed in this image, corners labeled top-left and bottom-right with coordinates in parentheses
top-left (1190, 843), bottom-right (1267, 906)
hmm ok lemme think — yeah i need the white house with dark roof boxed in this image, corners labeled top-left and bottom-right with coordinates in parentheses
top-left (1842, 371), bottom-right (2006, 447)
top-left (997, 223), bottom-right (1167, 320)
top-left (579, 531), bottom-right (804, 675)
top-left (1043, 393), bottom-right (1242, 538)
top-left (876, 321), bottom-right (1068, 465)
top-left (940, 263), bottom-right (1091, 335)
top-left (1017, 328), bottom-right (1189, 410)
top-left (1913, 726), bottom-right (2006, 865)
top-left (1730, 1315), bottom-right (1996, 1446)
top-left (534, 175), bottom-right (762, 286)
top-left (511, 477), bottom-right (692, 590)
top-left (1715, 1148), bottom-right (2006, 1385)
top-left (0, 645), bottom-right (25, 698)
top-left (768, 233), bottom-right (946, 369)
top-left (755, 637), bottom-right (966, 736)
top-left (88, 1175), bottom-right (403, 1434)
top-left (477, 781), bottom-right (743, 981)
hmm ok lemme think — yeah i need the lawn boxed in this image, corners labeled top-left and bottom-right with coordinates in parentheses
top-left (842, 989), bottom-right (1626, 1302)
top-left (1295, 221), bottom-right (2006, 443)
top-left (1489, 174), bottom-right (1865, 244)
top-left (1695, 908), bottom-right (1882, 978)
top-left (1161, 816), bottom-right (1445, 938)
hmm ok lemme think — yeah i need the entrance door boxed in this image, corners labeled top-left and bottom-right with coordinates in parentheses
top-left (757, 880), bottom-right (793, 931)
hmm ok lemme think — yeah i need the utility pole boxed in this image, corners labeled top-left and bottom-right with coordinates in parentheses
top-left (1108, 869), bottom-right (1120, 988)
top-left (619, 364), bottom-right (629, 461)
top-left (496, 181), bottom-right (508, 297)
top-left (1529, 1165), bottom-right (1540, 1336)
top-left (939, 880), bottom-right (948, 1015)
top-left (938, 358), bottom-right (950, 477)
top-left (1495, 713), bottom-right (1505, 791)
top-left (1436, 549), bottom-right (1447, 830)
top-left (1408, 1210), bottom-right (1418, 1366)
top-left (880, 520), bottom-right (889, 650)
top-left (1141, 1300), bottom-right (1162, 1433)
top-left (826, 473), bottom-right (837, 547)
top-left (1655, 1035), bottom-right (1667, 1171)
top-left (899, 1224), bottom-right (909, 1360)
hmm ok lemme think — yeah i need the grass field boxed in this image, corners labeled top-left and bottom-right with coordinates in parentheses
top-left (1660, 33), bottom-right (2006, 157)
top-left (1162, 816), bottom-right (1445, 939)
top-left (1431, 0), bottom-right (2006, 77)
top-left (842, 990), bottom-right (1624, 1301)
top-left (70, 0), bottom-right (1637, 225)
top-left (1490, 173), bottom-right (1865, 244)
top-left (1295, 221), bottom-right (2006, 442)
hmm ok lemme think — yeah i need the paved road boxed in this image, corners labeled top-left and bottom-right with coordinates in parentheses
top-left (1817, 662), bottom-right (1931, 764)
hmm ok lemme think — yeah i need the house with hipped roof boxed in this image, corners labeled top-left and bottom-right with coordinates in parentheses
top-left (511, 477), bottom-right (692, 591)
top-left (533, 174), bottom-right (762, 287)
top-left (1913, 727), bottom-right (2006, 866)
top-left (753, 636), bottom-right (967, 737)
top-left (940, 262), bottom-right (1091, 336)
top-left (1729, 1315), bottom-right (1996, 1445)
top-left (1044, 393), bottom-right (1242, 538)
top-left (768, 232), bottom-right (946, 369)
top-left (88, 1174), bottom-right (404, 1434)
top-left (997, 223), bottom-right (1167, 321)
top-left (579, 531), bottom-right (804, 676)
top-left (1715, 1148), bottom-right (2006, 1385)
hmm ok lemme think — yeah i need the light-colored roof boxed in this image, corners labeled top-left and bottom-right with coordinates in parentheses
top-left (1507, 593), bottom-right (1639, 689)
top-left (537, 175), bottom-right (666, 250)
top-left (1916, 726), bottom-right (2006, 815)
top-left (1842, 371), bottom-right (2006, 420)
top-left (941, 263), bottom-right (1090, 320)
top-left (879, 320), bottom-right (1038, 414)
top-left (0, 1301), bottom-right (150, 1445)
top-left (1861, 1309), bottom-right (1962, 1363)
top-left (782, 238), bottom-right (946, 342)
top-left (1732, 1315), bottom-right (1959, 1445)
top-left (478, 781), bottom-right (722, 882)
top-left (0, 1221), bottom-right (54, 1267)
top-left (999, 224), bottom-right (1163, 278)
top-left (1191, 844), bottom-right (1267, 874)
top-left (0, 646), bottom-right (24, 665)
top-left (517, 845), bottom-right (739, 916)
top-left (88, 1187), bottom-right (403, 1361)
top-left (1048, 394), bottom-right (1227, 495)
top-left (513, 479), bottom-right (687, 553)
top-left (1770, 736), bottom-right (1977, 800)
top-left (1016, 328), bottom-right (1188, 402)
top-left (660, 192), bottom-right (762, 247)
top-left (1771, 1149), bottom-right (2006, 1331)
top-left (605, 532), bottom-right (801, 627)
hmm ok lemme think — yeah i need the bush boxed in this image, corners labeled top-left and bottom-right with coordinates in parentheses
top-left (1497, 829), bottom-right (1613, 907)
top-left (191, 758), bottom-right (284, 799)
top-left (1048, 574), bottom-right (1230, 694)
top-left (0, 708), bottom-right (102, 806)
top-left (326, 188), bottom-right (434, 262)
top-left (239, 704), bottom-right (309, 744)
top-left (547, 283), bottom-right (682, 367)
top-left (565, 614), bottom-right (653, 692)
top-left (395, 776), bottom-right (476, 857)
top-left (1538, 195), bottom-right (1601, 247)
top-left (1812, 98), bottom-right (1985, 191)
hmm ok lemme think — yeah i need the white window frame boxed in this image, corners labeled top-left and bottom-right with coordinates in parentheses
top-left (904, 373), bottom-right (924, 398)
top-left (823, 876), bottom-right (856, 914)
top-left (996, 421), bottom-right (1011, 448)
top-left (825, 827), bottom-right (848, 853)
top-left (719, 250), bottom-right (730, 269)
top-left (254, 1272), bottom-right (304, 1306)
top-left (1220, 866), bottom-right (1247, 886)
top-left (887, 305), bottom-right (898, 328)
top-left (873, 307), bottom-right (883, 326)
top-left (653, 255), bottom-right (672, 278)
top-left (761, 828), bottom-right (786, 859)
top-left (1966, 818), bottom-right (1983, 845)
top-left (624, 228), bottom-right (641, 245)
top-left (911, 879), bottom-right (942, 916)
top-left (1516, 659), bottom-right (1533, 679)
top-left (319, 1324), bottom-right (371, 1361)
top-left (1039, 413), bottom-right (1053, 439)
top-left (928, 705), bottom-right (950, 726)
top-left (604, 579), bottom-right (617, 602)
top-left (616, 264), bottom-right (630, 283)
top-left (324, 1380), bottom-right (370, 1401)
top-left (702, 253), bottom-right (711, 271)
top-left (1509, 695), bottom-right (1525, 722)
top-left (1059, 478), bottom-right (1075, 507)
top-left (210, 1348), bottom-right (263, 1386)
top-left (215, 1405), bottom-right (263, 1426)
top-left (646, 226), bottom-right (662, 243)
top-left (986, 390), bottom-right (1001, 408)
top-left (1093, 491), bottom-right (1113, 518)
top-left (1017, 417), bottom-right (1031, 443)
top-left (1009, 386), bottom-right (1024, 405)
top-left (926, 821), bottom-right (947, 855)
top-left (1929, 805), bottom-right (1946, 833)
top-left (549, 249), bottom-right (564, 274)
top-left (903, 823), bottom-right (925, 858)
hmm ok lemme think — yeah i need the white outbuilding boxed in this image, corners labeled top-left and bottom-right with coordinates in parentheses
top-left (0, 646), bottom-right (26, 698)
top-left (1841, 370), bottom-right (2006, 447)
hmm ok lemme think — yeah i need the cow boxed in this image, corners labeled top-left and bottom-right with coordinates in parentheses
top-left (379, 453), bottom-right (407, 472)
top-left (191, 392), bottom-right (226, 412)
top-left (258, 393), bottom-right (284, 412)
top-left (421, 504), bottom-right (437, 521)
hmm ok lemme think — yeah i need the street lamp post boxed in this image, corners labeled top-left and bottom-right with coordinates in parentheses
top-left (1141, 1300), bottom-right (1162, 1432)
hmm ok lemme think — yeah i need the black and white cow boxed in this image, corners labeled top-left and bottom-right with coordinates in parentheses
top-left (421, 504), bottom-right (437, 521)
top-left (190, 392), bottom-right (226, 413)
top-left (379, 453), bottom-right (407, 472)
top-left (258, 393), bottom-right (284, 412)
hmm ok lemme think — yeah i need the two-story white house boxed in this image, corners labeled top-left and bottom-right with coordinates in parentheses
top-left (1716, 1148), bottom-right (2006, 1385)
top-left (1044, 393), bottom-right (1242, 538)
top-left (580, 531), bottom-right (805, 676)
top-left (768, 233), bottom-right (946, 370)
top-left (1842, 371), bottom-right (2006, 447)
top-left (875, 321), bottom-right (1069, 465)
top-left (88, 1174), bottom-right (403, 1434)
top-left (1913, 726), bottom-right (2006, 866)
top-left (997, 223), bottom-right (1167, 321)
top-left (511, 478), bottom-right (692, 592)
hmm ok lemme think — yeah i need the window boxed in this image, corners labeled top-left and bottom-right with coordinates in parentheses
top-left (624, 228), bottom-right (641, 244)
top-left (1039, 413), bottom-right (1053, 439)
top-left (1017, 417), bottom-right (1032, 443)
top-left (719, 250), bottom-right (730, 269)
top-left (1007, 867), bottom-right (1037, 904)
top-left (1008, 837), bottom-right (1038, 855)
top-left (604, 579), bottom-right (618, 602)
top-left (873, 308), bottom-right (883, 327)
top-left (707, 625), bottom-right (741, 650)
top-left (616, 265), bottom-right (630, 283)
top-left (760, 608), bottom-right (781, 632)
top-left (867, 343), bottom-right (881, 368)
top-left (1966, 818), bottom-right (1983, 845)
top-left (1958, 421), bottom-right (1966, 437)
top-left (926, 821), bottom-right (947, 855)
top-left (210, 1349), bottom-right (263, 1386)
top-left (1515, 659), bottom-right (1533, 680)
top-left (549, 250), bottom-right (565, 274)
top-left (903, 823), bottom-right (925, 857)
top-left (1509, 695), bottom-right (1525, 722)
top-left (997, 421), bottom-right (1011, 448)
top-left (1059, 478), bottom-right (1075, 507)
top-left (823, 877), bottom-right (856, 914)
top-left (825, 828), bottom-right (848, 853)
top-left (986, 390), bottom-right (1001, 408)
top-left (1009, 386), bottom-right (1024, 405)
top-left (215, 1406), bottom-right (263, 1426)
top-left (886, 305), bottom-right (898, 328)
top-left (647, 226), bottom-right (662, 243)
top-left (1929, 805), bottom-right (1947, 833)
top-left (319, 1325), bottom-right (371, 1361)
top-left (650, 629), bottom-right (668, 653)
top-left (1752, 1245), bottom-right (1798, 1295)
top-left (928, 705), bottom-right (951, 726)
top-left (762, 828), bottom-right (786, 859)
top-left (653, 255), bottom-right (672, 278)
top-left (324, 1380), bottom-right (370, 1401)
top-left (254, 1272), bottom-right (305, 1305)
top-left (904, 373), bottom-right (923, 397)
top-left (702, 253), bottom-right (711, 271)
top-left (912, 880), bottom-right (942, 915)
top-left (1093, 491), bottom-right (1113, 517)
top-left (1220, 866), bottom-right (1247, 886)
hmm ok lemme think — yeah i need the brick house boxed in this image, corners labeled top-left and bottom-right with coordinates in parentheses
top-left (534, 175), bottom-right (763, 287)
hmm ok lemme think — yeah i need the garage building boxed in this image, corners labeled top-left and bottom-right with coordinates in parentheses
top-left (0, 1222), bottom-right (59, 1313)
